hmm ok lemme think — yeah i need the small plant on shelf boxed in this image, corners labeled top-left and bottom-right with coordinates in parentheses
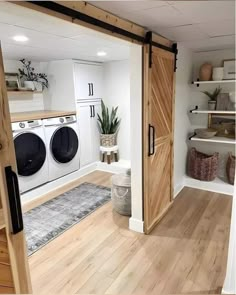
top-left (18, 59), bottom-right (49, 91)
top-left (202, 86), bottom-right (221, 110)
top-left (97, 100), bottom-right (121, 147)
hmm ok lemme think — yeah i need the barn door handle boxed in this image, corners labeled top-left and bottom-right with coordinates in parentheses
top-left (5, 166), bottom-right (23, 234)
top-left (91, 83), bottom-right (94, 96)
top-left (90, 105), bottom-right (93, 118)
top-left (148, 124), bottom-right (155, 156)
top-left (92, 105), bottom-right (95, 117)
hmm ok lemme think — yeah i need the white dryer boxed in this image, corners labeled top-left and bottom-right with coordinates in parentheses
top-left (12, 119), bottom-right (49, 193)
top-left (43, 115), bottom-right (80, 181)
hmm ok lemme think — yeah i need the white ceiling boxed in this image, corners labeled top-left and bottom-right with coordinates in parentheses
top-left (90, 0), bottom-right (236, 51)
top-left (0, 2), bottom-right (130, 62)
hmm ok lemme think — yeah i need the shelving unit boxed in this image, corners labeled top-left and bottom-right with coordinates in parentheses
top-left (189, 134), bottom-right (236, 145)
top-left (193, 79), bottom-right (236, 87)
top-left (190, 108), bottom-right (236, 115)
top-left (7, 90), bottom-right (42, 94)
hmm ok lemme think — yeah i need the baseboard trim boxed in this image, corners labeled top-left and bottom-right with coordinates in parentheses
top-left (221, 287), bottom-right (236, 295)
top-left (174, 183), bottom-right (184, 198)
top-left (129, 217), bottom-right (144, 233)
top-left (96, 160), bottom-right (130, 174)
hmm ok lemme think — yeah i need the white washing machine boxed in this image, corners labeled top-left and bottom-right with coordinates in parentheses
top-left (43, 115), bottom-right (80, 181)
top-left (12, 119), bottom-right (49, 193)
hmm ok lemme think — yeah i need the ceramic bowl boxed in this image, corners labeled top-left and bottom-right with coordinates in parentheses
top-left (195, 128), bottom-right (217, 139)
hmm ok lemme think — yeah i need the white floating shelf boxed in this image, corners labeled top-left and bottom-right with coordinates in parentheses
top-left (191, 110), bottom-right (236, 114)
top-left (184, 176), bottom-right (234, 195)
top-left (193, 80), bottom-right (236, 85)
top-left (190, 135), bottom-right (236, 145)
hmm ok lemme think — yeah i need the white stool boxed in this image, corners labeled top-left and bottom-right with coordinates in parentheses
top-left (100, 145), bottom-right (119, 164)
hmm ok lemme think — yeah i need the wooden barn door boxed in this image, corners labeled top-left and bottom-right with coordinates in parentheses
top-left (143, 44), bottom-right (175, 234)
top-left (0, 44), bottom-right (32, 293)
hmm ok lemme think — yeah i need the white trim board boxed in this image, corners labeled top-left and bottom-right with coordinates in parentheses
top-left (184, 175), bottom-right (234, 196)
top-left (129, 218), bottom-right (144, 233)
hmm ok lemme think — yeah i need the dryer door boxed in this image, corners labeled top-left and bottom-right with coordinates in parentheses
top-left (14, 132), bottom-right (47, 176)
top-left (51, 126), bottom-right (79, 163)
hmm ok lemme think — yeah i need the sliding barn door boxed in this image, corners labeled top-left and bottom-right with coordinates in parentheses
top-left (143, 45), bottom-right (175, 234)
top-left (0, 44), bottom-right (32, 293)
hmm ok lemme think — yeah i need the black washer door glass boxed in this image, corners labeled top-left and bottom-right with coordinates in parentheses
top-left (14, 133), bottom-right (46, 176)
top-left (51, 127), bottom-right (78, 163)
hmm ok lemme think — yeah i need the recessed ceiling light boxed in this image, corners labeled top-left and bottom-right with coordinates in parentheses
top-left (97, 51), bottom-right (107, 57)
top-left (12, 35), bottom-right (29, 42)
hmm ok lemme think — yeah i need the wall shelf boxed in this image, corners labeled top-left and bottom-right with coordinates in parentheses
top-left (189, 134), bottom-right (236, 145)
top-left (190, 107), bottom-right (236, 115)
top-left (193, 80), bottom-right (236, 87)
top-left (7, 91), bottom-right (42, 94)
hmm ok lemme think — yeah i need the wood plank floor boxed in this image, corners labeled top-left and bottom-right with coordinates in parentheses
top-left (28, 171), bottom-right (232, 294)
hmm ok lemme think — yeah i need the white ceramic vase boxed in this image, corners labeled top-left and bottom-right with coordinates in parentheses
top-left (208, 100), bottom-right (216, 110)
top-left (24, 81), bottom-right (35, 91)
top-left (212, 67), bottom-right (224, 81)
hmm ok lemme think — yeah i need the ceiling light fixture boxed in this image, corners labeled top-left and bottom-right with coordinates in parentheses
top-left (12, 35), bottom-right (29, 42)
top-left (97, 51), bottom-right (107, 57)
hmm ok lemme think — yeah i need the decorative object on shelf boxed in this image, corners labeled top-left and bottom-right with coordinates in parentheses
top-left (194, 128), bottom-right (217, 139)
top-left (5, 72), bottom-right (20, 90)
top-left (97, 100), bottom-right (121, 147)
top-left (216, 93), bottom-right (231, 110)
top-left (111, 169), bottom-right (131, 216)
top-left (229, 92), bottom-right (236, 109)
top-left (187, 148), bottom-right (219, 181)
top-left (202, 86), bottom-right (221, 110)
top-left (210, 117), bottom-right (235, 138)
top-left (226, 153), bottom-right (235, 185)
top-left (212, 67), bottom-right (224, 81)
top-left (223, 59), bottom-right (236, 80)
top-left (18, 59), bottom-right (49, 91)
top-left (199, 63), bottom-right (212, 81)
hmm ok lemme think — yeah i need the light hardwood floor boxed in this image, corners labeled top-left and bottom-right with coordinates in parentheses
top-left (28, 171), bottom-right (232, 294)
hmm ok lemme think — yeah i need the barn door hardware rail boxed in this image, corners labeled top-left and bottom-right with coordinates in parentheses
top-left (28, 2), bottom-right (177, 55)
top-left (5, 166), bottom-right (24, 234)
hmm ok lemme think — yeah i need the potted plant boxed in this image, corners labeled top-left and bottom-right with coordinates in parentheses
top-left (202, 87), bottom-right (221, 110)
top-left (18, 59), bottom-right (48, 91)
top-left (97, 100), bottom-right (121, 146)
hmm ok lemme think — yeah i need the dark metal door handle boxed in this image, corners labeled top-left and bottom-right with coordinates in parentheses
top-left (93, 105), bottom-right (95, 117)
top-left (88, 83), bottom-right (91, 96)
top-left (91, 83), bottom-right (94, 96)
top-left (5, 166), bottom-right (23, 234)
top-left (90, 105), bottom-right (93, 118)
top-left (148, 124), bottom-right (155, 156)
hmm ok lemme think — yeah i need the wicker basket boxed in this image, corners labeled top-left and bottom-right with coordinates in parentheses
top-left (100, 133), bottom-right (116, 147)
top-left (187, 148), bottom-right (219, 181)
top-left (226, 153), bottom-right (235, 185)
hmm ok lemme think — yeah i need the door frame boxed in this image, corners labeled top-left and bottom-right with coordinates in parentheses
top-left (0, 43), bottom-right (32, 293)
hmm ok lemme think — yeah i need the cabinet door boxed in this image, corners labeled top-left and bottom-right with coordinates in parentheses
top-left (74, 63), bottom-right (91, 100)
top-left (91, 102), bottom-right (101, 162)
top-left (78, 104), bottom-right (93, 167)
top-left (90, 65), bottom-right (103, 98)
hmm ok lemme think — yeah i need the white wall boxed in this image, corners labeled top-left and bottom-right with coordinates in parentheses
top-left (129, 45), bottom-right (143, 233)
top-left (3, 59), bottom-right (44, 113)
top-left (174, 45), bottom-right (193, 196)
top-left (103, 60), bottom-right (130, 161)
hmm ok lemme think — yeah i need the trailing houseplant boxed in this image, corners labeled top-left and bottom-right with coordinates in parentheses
top-left (97, 100), bottom-right (121, 146)
top-left (202, 86), bottom-right (221, 110)
top-left (18, 59), bottom-right (48, 91)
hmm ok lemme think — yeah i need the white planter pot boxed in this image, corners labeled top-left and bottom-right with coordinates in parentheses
top-left (24, 81), bottom-right (35, 91)
top-left (208, 100), bottom-right (216, 110)
top-left (212, 67), bottom-right (224, 81)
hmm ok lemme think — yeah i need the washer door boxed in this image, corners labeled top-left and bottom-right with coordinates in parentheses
top-left (14, 132), bottom-right (47, 176)
top-left (51, 126), bottom-right (79, 163)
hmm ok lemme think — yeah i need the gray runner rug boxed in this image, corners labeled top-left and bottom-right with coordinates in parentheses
top-left (23, 182), bottom-right (111, 256)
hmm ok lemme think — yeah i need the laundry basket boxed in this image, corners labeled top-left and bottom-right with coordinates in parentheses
top-left (111, 169), bottom-right (131, 216)
top-left (187, 148), bottom-right (219, 181)
top-left (226, 153), bottom-right (235, 185)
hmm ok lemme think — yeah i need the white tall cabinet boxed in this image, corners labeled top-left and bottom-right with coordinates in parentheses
top-left (44, 60), bottom-right (103, 168)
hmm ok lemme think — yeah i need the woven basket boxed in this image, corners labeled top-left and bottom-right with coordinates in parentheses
top-left (187, 148), bottom-right (219, 181)
top-left (226, 153), bottom-right (235, 185)
top-left (100, 133), bottom-right (116, 147)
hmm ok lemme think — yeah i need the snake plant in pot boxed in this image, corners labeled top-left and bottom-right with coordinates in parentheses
top-left (202, 86), bottom-right (221, 110)
top-left (97, 100), bottom-right (121, 147)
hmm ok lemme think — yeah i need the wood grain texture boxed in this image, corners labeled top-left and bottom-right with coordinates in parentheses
top-left (12, 1), bottom-right (172, 47)
top-left (28, 184), bottom-right (232, 295)
top-left (0, 45), bottom-right (32, 293)
top-left (10, 110), bottom-right (76, 122)
top-left (143, 46), bottom-right (175, 234)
